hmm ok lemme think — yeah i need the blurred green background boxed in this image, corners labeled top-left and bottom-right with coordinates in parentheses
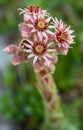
top-left (0, 0), bottom-right (83, 130)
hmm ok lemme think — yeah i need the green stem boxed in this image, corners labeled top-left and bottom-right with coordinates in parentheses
top-left (34, 67), bottom-right (64, 130)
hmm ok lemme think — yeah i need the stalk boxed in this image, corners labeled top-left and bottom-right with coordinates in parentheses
top-left (34, 66), bottom-right (64, 130)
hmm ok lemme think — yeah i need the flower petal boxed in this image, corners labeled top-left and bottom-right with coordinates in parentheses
top-left (45, 17), bottom-right (51, 23)
top-left (46, 53), bottom-right (53, 58)
top-left (47, 49), bottom-right (56, 52)
top-left (33, 56), bottom-right (38, 64)
top-left (27, 24), bottom-right (34, 28)
top-left (46, 30), bottom-right (54, 35)
top-left (28, 53), bottom-right (34, 58)
top-left (31, 28), bottom-right (36, 33)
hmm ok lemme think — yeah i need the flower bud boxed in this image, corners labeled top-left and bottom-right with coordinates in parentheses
top-left (3, 45), bottom-right (17, 54)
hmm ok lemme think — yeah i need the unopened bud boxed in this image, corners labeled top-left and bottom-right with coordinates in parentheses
top-left (3, 45), bottom-right (17, 54)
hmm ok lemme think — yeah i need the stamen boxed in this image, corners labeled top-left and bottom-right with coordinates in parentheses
top-left (35, 45), bottom-right (44, 53)
top-left (33, 43), bottom-right (47, 55)
top-left (37, 21), bottom-right (45, 29)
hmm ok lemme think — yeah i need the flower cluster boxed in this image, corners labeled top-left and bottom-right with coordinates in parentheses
top-left (4, 5), bottom-right (75, 73)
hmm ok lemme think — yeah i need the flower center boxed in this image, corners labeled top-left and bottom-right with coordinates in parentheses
top-left (35, 45), bottom-right (44, 53)
top-left (33, 43), bottom-right (47, 55)
top-left (56, 32), bottom-right (66, 43)
top-left (37, 21), bottom-right (45, 29)
top-left (59, 34), bottom-right (66, 40)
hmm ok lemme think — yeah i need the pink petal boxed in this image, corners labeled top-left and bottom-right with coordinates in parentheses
top-left (21, 30), bottom-right (29, 37)
top-left (12, 50), bottom-right (28, 65)
top-left (52, 56), bottom-right (58, 64)
top-left (58, 47), bottom-right (69, 55)
top-left (12, 54), bottom-right (21, 66)
top-left (43, 56), bottom-right (51, 67)
top-left (18, 22), bottom-right (31, 38)
top-left (24, 14), bottom-right (31, 22)
top-left (45, 16), bottom-right (51, 23)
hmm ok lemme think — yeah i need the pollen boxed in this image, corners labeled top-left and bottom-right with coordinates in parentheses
top-left (35, 45), bottom-right (44, 53)
top-left (56, 32), bottom-right (66, 43)
top-left (37, 21), bottom-right (45, 29)
top-left (33, 43), bottom-right (47, 55)
top-left (59, 34), bottom-right (66, 40)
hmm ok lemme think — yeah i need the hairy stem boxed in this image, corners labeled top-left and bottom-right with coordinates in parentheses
top-left (34, 67), bottom-right (64, 130)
